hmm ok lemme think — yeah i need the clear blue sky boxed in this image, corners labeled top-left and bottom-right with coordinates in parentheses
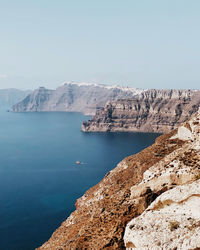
top-left (0, 0), bottom-right (200, 90)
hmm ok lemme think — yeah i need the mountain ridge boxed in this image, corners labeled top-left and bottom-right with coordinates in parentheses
top-left (11, 82), bottom-right (143, 115)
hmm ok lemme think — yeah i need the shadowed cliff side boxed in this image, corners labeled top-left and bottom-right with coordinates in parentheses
top-left (82, 89), bottom-right (200, 133)
top-left (0, 89), bottom-right (31, 110)
top-left (11, 83), bottom-right (143, 115)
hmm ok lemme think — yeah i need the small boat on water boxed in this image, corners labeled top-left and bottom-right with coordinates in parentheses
top-left (76, 161), bottom-right (81, 165)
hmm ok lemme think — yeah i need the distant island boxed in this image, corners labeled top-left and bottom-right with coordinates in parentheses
top-left (11, 82), bottom-right (200, 134)
top-left (11, 82), bottom-right (143, 115)
top-left (0, 88), bottom-right (31, 110)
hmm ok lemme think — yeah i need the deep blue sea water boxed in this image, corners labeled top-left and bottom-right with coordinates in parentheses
top-left (0, 111), bottom-right (160, 250)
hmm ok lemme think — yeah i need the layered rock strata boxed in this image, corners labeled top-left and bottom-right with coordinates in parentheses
top-left (38, 109), bottom-right (200, 249)
top-left (12, 82), bottom-right (142, 115)
top-left (82, 89), bottom-right (200, 133)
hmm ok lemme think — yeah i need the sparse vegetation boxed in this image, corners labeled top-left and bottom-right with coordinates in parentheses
top-left (126, 241), bottom-right (136, 248)
top-left (195, 172), bottom-right (200, 180)
top-left (169, 221), bottom-right (180, 231)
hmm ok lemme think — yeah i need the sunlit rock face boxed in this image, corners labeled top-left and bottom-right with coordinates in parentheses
top-left (38, 109), bottom-right (200, 250)
top-left (82, 89), bottom-right (200, 133)
top-left (11, 82), bottom-right (143, 115)
top-left (124, 108), bottom-right (200, 249)
top-left (125, 181), bottom-right (200, 250)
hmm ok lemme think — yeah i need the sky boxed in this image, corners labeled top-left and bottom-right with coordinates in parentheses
top-left (0, 0), bottom-right (200, 90)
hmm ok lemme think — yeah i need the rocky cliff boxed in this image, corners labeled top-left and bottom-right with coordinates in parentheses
top-left (0, 88), bottom-right (31, 110)
top-left (38, 108), bottom-right (200, 249)
top-left (82, 89), bottom-right (200, 133)
top-left (11, 82), bottom-right (142, 115)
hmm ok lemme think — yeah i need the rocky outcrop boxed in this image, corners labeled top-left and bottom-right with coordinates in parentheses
top-left (0, 88), bottom-right (31, 110)
top-left (38, 108), bottom-right (200, 248)
top-left (124, 109), bottom-right (200, 249)
top-left (11, 82), bottom-right (142, 115)
top-left (124, 180), bottom-right (200, 249)
top-left (82, 89), bottom-right (200, 133)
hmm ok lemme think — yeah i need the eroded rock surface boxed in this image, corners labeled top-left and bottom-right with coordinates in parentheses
top-left (124, 108), bottom-right (200, 249)
top-left (82, 89), bottom-right (200, 133)
top-left (124, 180), bottom-right (200, 250)
top-left (38, 109), bottom-right (200, 250)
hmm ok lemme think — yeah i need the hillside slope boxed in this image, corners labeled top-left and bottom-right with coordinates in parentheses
top-left (38, 109), bottom-right (200, 249)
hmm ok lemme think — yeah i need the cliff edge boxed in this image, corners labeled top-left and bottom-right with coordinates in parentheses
top-left (38, 108), bottom-right (200, 249)
top-left (12, 83), bottom-right (142, 115)
top-left (82, 89), bottom-right (200, 133)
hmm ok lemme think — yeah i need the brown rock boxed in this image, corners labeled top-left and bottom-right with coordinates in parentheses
top-left (38, 109), bottom-right (200, 250)
top-left (82, 89), bottom-right (200, 133)
top-left (37, 129), bottom-right (185, 250)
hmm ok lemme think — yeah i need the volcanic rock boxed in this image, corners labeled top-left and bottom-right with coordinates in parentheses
top-left (82, 89), bottom-right (200, 133)
top-left (38, 110), bottom-right (200, 249)
top-left (12, 82), bottom-right (142, 115)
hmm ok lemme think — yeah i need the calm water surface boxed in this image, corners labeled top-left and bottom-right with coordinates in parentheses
top-left (0, 112), bottom-right (160, 250)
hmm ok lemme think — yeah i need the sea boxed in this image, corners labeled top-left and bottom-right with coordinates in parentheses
top-left (0, 111), bottom-right (160, 250)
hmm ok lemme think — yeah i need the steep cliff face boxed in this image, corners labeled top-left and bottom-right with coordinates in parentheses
top-left (124, 108), bottom-right (200, 249)
top-left (38, 109), bottom-right (200, 249)
top-left (11, 87), bottom-right (55, 112)
top-left (82, 89), bottom-right (200, 133)
top-left (0, 88), bottom-right (31, 110)
top-left (11, 83), bottom-right (142, 115)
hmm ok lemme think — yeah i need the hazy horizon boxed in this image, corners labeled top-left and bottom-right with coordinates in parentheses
top-left (0, 80), bottom-right (200, 92)
top-left (0, 0), bottom-right (200, 90)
